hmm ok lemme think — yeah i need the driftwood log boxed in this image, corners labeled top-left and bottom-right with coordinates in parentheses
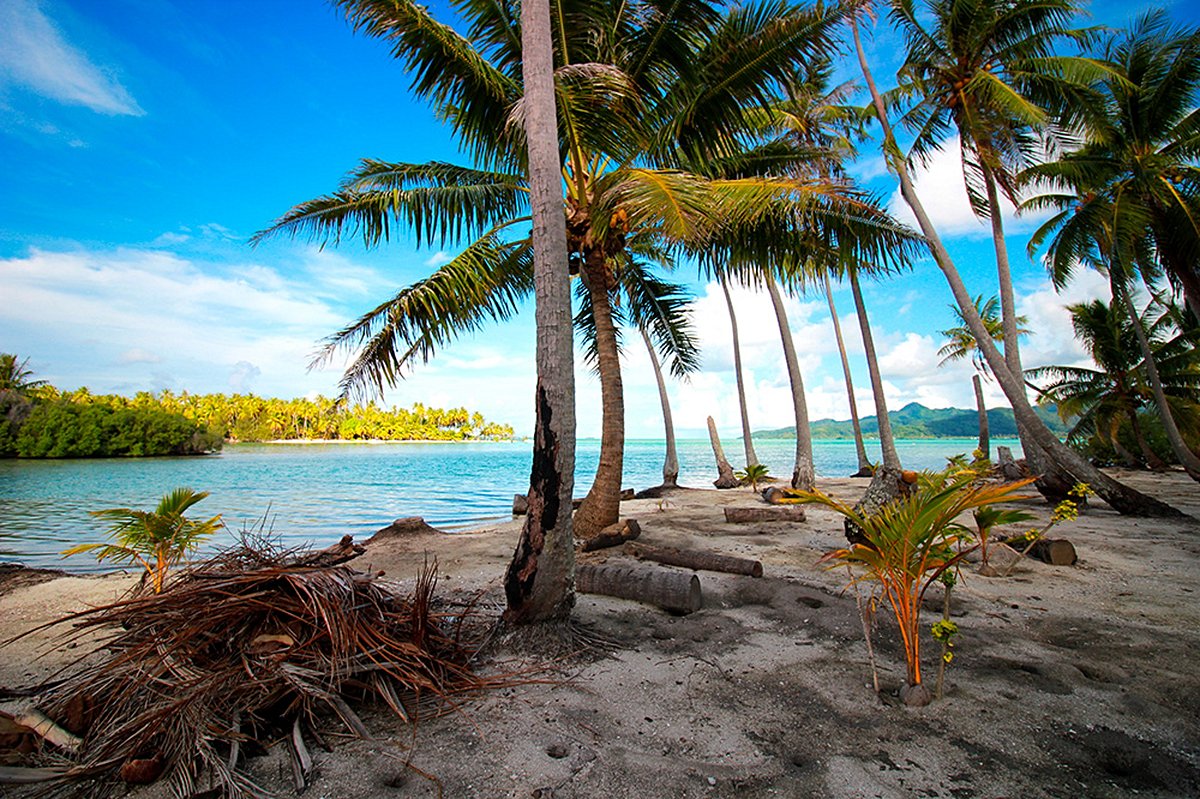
top-left (514, 489), bottom-right (635, 515)
top-left (576, 563), bottom-right (702, 614)
top-left (1004, 537), bottom-right (1078, 566)
top-left (626, 542), bottom-right (763, 577)
top-left (724, 506), bottom-right (806, 524)
top-left (707, 416), bottom-right (739, 489)
top-left (579, 519), bottom-right (641, 552)
top-left (291, 534), bottom-right (366, 565)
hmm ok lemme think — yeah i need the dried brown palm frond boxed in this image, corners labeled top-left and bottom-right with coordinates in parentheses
top-left (7, 548), bottom-right (506, 798)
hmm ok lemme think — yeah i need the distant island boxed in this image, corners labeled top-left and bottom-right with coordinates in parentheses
top-left (753, 402), bottom-right (1070, 440)
top-left (1, 375), bottom-right (514, 459)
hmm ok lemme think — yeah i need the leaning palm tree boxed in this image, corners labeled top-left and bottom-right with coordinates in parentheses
top-left (765, 273), bottom-right (817, 490)
top-left (846, 0), bottom-right (1183, 515)
top-left (823, 273), bottom-right (872, 475)
top-left (890, 0), bottom-right (1099, 482)
top-left (256, 0), bottom-right (858, 537)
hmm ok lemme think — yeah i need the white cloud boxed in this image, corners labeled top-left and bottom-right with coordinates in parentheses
top-left (424, 250), bottom-right (454, 268)
top-left (118, 348), bottom-right (162, 365)
top-left (887, 136), bottom-right (1052, 237)
top-left (228, 361), bottom-right (261, 392)
top-left (0, 0), bottom-right (143, 116)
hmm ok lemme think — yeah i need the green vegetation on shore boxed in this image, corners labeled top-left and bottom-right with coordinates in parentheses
top-left (1, 355), bottom-right (515, 458)
top-left (754, 402), bottom-right (1070, 440)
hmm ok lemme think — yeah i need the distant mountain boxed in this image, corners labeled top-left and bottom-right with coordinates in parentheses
top-left (754, 402), bottom-right (1070, 440)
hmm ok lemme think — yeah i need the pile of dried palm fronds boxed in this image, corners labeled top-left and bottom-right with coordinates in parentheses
top-left (4, 540), bottom-right (499, 797)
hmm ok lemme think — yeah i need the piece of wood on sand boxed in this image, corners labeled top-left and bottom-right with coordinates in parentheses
top-left (290, 534), bottom-right (366, 566)
top-left (513, 488), bottom-right (635, 515)
top-left (576, 563), bottom-right (702, 615)
top-left (1012, 537), bottom-right (1078, 566)
top-left (580, 518), bottom-right (641, 552)
top-left (724, 506), bottom-right (806, 524)
top-left (626, 542), bottom-right (763, 578)
top-left (707, 416), bottom-right (740, 489)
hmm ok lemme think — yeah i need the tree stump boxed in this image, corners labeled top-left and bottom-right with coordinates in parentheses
top-left (368, 518), bottom-right (442, 543)
top-left (707, 416), bottom-right (739, 489)
top-left (579, 519), bottom-right (641, 552)
top-left (576, 563), bottom-right (702, 614)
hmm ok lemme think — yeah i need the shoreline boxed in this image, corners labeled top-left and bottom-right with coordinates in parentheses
top-left (1, 468), bottom-right (1197, 796)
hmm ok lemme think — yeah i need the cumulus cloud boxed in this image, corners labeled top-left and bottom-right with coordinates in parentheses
top-left (887, 136), bottom-right (1052, 237)
top-left (0, 0), bottom-right (144, 116)
top-left (228, 361), bottom-right (261, 392)
top-left (424, 251), bottom-right (454, 268)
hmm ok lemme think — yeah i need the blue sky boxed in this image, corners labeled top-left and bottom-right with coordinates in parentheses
top-left (1, 0), bottom-right (1195, 439)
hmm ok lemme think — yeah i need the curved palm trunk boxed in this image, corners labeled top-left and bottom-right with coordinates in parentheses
top-left (850, 13), bottom-right (1183, 517)
top-left (1114, 283), bottom-right (1200, 480)
top-left (766, 275), bottom-right (815, 490)
top-left (825, 272), bottom-right (871, 475)
top-left (849, 268), bottom-right (901, 470)
top-left (1124, 403), bottom-right (1166, 469)
top-left (574, 251), bottom-right (626, 537)
top-left (973, 373), bottom-right (990, 459)
top-left (504, 0), bottom-right (576, 624)
top-left (640, 326), bottom-right (679, 487)
top-left (722, 278), bottom-right (759, 468)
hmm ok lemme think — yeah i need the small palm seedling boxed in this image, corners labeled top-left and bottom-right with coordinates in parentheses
top-left (735, 463), bottom-right (772, 492)
top-left (64, 487), bottom-right (222, 592)
top-left (973, 505), bottom-right (1035, 575)
top-left (791, 470), bottom-right (1036, 706)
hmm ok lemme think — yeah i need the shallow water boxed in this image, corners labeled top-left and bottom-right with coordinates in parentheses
top-left (0, 437), bottom-right (1017, 571)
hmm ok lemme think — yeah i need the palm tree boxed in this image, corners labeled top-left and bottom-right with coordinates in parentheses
top-left (891, 0), bottom-right (1098, 480)
top-left (1025, 11), bottom-right (1200, 318)
top-left (824, 272), bottom-right (872, 475)
top-left (847, 1), bottom-right (1183, 516)
top-left (257, 0), bottom-right (859, 538)
top-left (765, 274), bottom-right (817, 490)
top-left (1029, 298), bottom-right (1199, 467)
top-left (847, 266), bottom-right (901, 471)
top-left (720, 277), bottom-right (759, 468)
top-left (938, 294), bottom-right (1032, 458)
top-left (0, 354), bottom-right (47, 395)
top-left (640, 325), bottom-right (680, 488)
top-left (502, 0), bottom-right (576, 624)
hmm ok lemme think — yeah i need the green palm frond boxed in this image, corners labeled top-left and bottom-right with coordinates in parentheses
top-left (312, 234), bottom-right (534, 398)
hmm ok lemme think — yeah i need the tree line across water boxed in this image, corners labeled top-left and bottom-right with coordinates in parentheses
top-left (0, 355), bottom-right (515, 458)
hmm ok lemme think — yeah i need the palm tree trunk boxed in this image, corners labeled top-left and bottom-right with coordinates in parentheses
top-left (849, 268), bottom-right (901, 470)
top-left (640, 326), bottom-right (679, 487)
top-left (850, 12), bottom-right (1183, 517)
top-left (574, 249), bottom-right (626, 536)
top-left (1125, 404), bottom-right (1166, 469)
top-left (721, 278), bottom-right (759, 468)
top-left (973, 373), bottom-right (990, 459)
top-left (826, 272), bottom-right (872, 475)
top-left (504, 0), bottom-right (576, 624)
top-left (1114, 283), bottom-right (1200, 480)
top-left (765, 275), bottom-right (815, 490)
top-left (981, 163), bottom-right (1050, 479)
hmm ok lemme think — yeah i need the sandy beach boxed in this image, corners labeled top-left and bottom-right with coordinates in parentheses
top-left (2, 468), bottom-right (1199, 798)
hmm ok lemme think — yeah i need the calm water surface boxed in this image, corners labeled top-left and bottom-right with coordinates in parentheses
top-left (0, 437), bottom-right (1018, 571)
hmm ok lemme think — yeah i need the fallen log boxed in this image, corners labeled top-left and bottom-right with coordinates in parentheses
top-left (513, 489), bottom-right (636, 516)
top-left (286, 534), bottom-right (366, 567)
top-left (626, 542), bottom-right (762, 578)
top-left (576, 563), bottom-right (702, 614)
top-left (1001, 537), bottom-right (1078, 566)
top-left (580, 519), bottom-right (641, 552)
top-left (725, 506), bottom-right (806, 524)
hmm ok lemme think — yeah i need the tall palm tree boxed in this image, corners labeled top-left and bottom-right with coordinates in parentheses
top-left (1025, 11), bottom-right (1200, 318)
top-left (1029, 297), bottom-right (1199, 467)
top-left (256, 0), bottom-right (863, 538)
top-left (502, 0), bottom-right (575, 623)
top-left (720, 278), bottom-right (759, 468)
top-left (766, 274), bottom-right (816, 489)
top-left (640, 325), bottom-right (680, 487)
top-left (847, 266), bottom-right (901, 471)
top-left (847, 1), bottom-right (1183, 516)
top-left (824, 272), bottom-right (872, 475)
top-left (891, 0), bottom-right (1098, 478)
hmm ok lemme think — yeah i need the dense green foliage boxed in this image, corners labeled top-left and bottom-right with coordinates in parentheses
top-left (755, 402), bottom-right (1070, 441)
top-left (9, 401), bottom-right (222, 458)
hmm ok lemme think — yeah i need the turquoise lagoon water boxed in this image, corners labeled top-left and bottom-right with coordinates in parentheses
top-left (0, 437), bottom-right (1018, 571)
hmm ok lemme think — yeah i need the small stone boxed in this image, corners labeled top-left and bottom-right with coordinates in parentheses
top-left (707, 776), bottom-right (717, 786)
top-left (546, 743), bottom-right (569, 759)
